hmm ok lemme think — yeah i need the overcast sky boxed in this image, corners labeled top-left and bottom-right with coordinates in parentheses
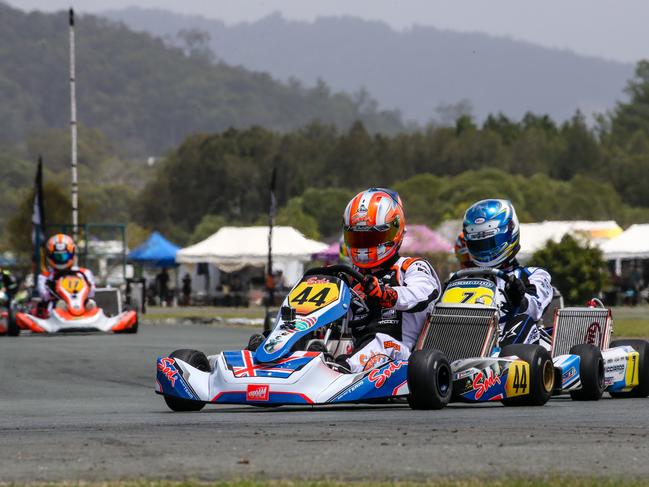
top-left (6, 0), bottom-right (649, 63)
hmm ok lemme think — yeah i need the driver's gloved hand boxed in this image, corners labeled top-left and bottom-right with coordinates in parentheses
top-left (363, 275), bottom-right (398, 309)
top-left (505, 277), bottom-right (527, 310)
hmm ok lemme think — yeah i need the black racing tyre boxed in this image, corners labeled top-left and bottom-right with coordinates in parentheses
top-left (568, 343), bottom-right (604, 401)
top-left (163, 349), bottom-right (211, 412)
top-left (500, 344), bottom-right (554, 406)
top-left (407, 349), bottom-right (452, 410)
top-left (7, 306), bottom-right (19, 336)
top-left (609, 339), bottom-right (649, 398)
top-left (246, 333), bottom-right (265, 351)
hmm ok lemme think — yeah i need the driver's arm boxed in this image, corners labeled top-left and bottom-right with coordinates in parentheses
top-left (37, 273), bottom-right (53, 301)
top-left (521, 268), bottom-right (552, 321)
top-left (393, 259), bottom-right (441, 313)
top-left (82, 268), bottom-right (96, 297)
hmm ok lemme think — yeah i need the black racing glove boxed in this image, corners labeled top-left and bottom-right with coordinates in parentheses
top-left (505, 276), bottom-right (527, 309)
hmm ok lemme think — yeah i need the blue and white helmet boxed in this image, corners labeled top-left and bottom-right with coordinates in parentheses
top-left (462, 199), bottom-right (520, 268)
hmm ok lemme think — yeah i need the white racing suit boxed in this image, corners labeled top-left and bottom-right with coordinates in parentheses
top-left (37, 266), bottom-right (96, 310)
top-left (347, 256), bottom-right (441, 373)
top-left (492, 263), bottom-right (553, 347)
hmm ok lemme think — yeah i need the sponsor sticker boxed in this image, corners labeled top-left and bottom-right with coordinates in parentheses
top-left (472, 369), bottom-right (501, 400)
top-left (585, 322), bottom-right (602, 346)
top-left (157, 357), bottom-right (178, 387)
top-left (368, 361), bottom-right (405, 388)
top-left (246, 384), bottom-right (270, 401)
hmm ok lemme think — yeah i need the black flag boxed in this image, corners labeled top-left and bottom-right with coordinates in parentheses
top-left (32, 157), bottom-right (46, 266)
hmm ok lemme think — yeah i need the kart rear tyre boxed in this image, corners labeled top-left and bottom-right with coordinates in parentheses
top-left (609, 339), bottom-right (649, 398)
top-left (7, 306), bottom-right (19, 336)
top-left (163, 349), bottom-right (210, 412)
top-left (500, 344), bottom-right (554, 406)
top-left (407, 349), bottom-right (452, 410)
top-left (568, 343), bottom-right (604, 401)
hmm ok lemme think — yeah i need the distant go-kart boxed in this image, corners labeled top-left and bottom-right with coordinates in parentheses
top-left (13, 271), bottom-right (138, 335)
top-left (156, 265), bottom-right (453, 412)
top-left (549, 299), bottom-right (649, 400)
top-left (416, 268), bottom-right (555, 406)
top-left (0, 289), bottom-right (17, 336)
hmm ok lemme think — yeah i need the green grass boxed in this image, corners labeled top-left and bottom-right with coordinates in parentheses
top-left (6, 479), bottom-right (649, 487)
top-left (141, 306), bottom-right (265, 322)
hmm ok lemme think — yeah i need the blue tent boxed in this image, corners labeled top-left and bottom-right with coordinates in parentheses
top-left (128, 232), bottom-right (179, 267)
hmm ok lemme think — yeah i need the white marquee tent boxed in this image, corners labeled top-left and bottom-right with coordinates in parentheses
top-left (600, 224), bottom-right (649, 261)
top-left (176, 226), bottom-right (328, 285)
top-left (518, 220), bottom-right (623, 261)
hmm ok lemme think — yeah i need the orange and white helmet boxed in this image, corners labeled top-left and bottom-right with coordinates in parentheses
top-left (454, 232), bottom-right (471, 269)
top-left (343, 188), bottom-right (406, 269)
top-left (46, 234), bottom-right (76, 270)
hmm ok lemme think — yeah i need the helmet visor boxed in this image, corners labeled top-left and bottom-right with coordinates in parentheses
top-left (465, 233), bottom-right (508, 257)
top-left (51, 251), bottom-right (73, 264)
top-left (344, 224), bottom-right (399, 249)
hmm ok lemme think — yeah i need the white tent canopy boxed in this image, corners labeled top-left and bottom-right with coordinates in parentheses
top-left (601, 224), bottom-right (649, 260)
top-left (176, 226), bottom-right (328, 285)
top-left (518, 220), bottom-right (622, 261)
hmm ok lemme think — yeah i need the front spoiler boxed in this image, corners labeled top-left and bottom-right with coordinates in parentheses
top-left (16, 309), bottom-right (137, 333)
top-left (553, 345), bottom-right (640, 394)
top-left (156, 351), bottom-right (409, 407)
top-left (451, 356), bottom-right (532, 402)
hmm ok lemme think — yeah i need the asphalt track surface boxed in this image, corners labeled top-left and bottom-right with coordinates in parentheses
top-left (1, 323), bottom-right (648, 482)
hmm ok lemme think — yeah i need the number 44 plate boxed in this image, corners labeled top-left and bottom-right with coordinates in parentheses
top-left (288, 277), bottom-right (340, 315)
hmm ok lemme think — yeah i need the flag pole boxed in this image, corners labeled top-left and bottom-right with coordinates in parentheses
top-left (265, 167), bottom-right (277, 332)
top-left (69, 8), bottom-right (79, 240)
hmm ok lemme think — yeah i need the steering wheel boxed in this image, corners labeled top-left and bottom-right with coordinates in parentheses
top-left (449, 267), bottom-right (511, 283)
top-left (304, 264), bottom-right (365, 286)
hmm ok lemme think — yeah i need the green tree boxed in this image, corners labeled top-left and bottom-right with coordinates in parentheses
top-left (529, 235), bottom-right (608, 305)
top-left (190, 214), bottom-right (228, 244)
top-left (275, 198), bottom-right (320, 240)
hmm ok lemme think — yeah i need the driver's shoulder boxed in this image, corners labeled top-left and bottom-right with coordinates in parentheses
top-left (398, 256), bottom-right (435, 277)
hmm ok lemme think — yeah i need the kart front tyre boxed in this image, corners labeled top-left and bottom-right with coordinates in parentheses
top-left (568, 343), bottom-right (604, 401)
top-left (609, 339), bottom-right (649, 398)
top-left (407, 349), bottom-right (452, 410)
top-left (163, 349), bottom-right (210, 412)
top-left (500, 344), bottom-right (554, 406)
top-left (7, 306), bottom-right (19, 336)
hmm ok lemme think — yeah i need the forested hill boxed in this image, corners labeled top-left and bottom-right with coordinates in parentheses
top-left (104, 8), bottom-right (634, 124)
top-left (0, 4), bottom-right (403, 156)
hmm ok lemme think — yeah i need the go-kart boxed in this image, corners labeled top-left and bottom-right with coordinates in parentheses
top-left (156, 265), bottom-right (452, 411)
top-left (549, 299), bottom-right (649, 400)
top-left (417, 268), bottom-right (555, 406)
top-left (14, 271), bottom-right (138, 335)
top-left (0, 289), bottom-right (17, 336)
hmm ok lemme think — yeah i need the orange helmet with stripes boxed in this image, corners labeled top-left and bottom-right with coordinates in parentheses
top-left (46, 234), bottom-right (76, 270)
top-left (454, 232), bottom-right (471, 269)
top-left (343, 188), bottom-right (405, 269)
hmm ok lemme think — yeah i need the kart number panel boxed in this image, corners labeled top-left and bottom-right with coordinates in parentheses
top-left (288, 277), bottom-right (341, 315)
top-left (442, 278), bottom-right (496, 306)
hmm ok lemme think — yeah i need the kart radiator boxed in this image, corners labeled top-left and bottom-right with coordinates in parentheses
top-left (551, 307), bottom-right (611, 357)
top-left (415, 304), bottom-right (499, 362)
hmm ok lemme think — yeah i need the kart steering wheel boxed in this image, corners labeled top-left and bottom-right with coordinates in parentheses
top-left (304, 264), bottom-right (365, 286)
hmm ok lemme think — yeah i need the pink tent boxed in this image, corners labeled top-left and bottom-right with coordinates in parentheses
top-left (312, 241), bottom-right (340, 263)
top-left (401, 224), bottom-right (452, 254)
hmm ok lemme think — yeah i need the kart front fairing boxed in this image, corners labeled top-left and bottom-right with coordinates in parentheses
top-left (16, 308), bottom-right (137, 333)
top-left (156, 272), bottom-right (409, 406)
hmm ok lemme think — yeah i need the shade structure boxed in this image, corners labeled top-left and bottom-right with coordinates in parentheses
top-left (177, 226), bottom-right (328, 273)
top-left (312, 241), bottom-right (340, 262)
top-left (518, 221), bottom-right (623, 260)
top-left (127, 231), bottom-right (179, 267)
top-left (401, 224), bottom-right (452, 254)
top-left (600, 224), bottom-right (649, 260)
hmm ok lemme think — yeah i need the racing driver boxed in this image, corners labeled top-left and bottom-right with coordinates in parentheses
top-left (338, 187), bottom-right (442, 373)
top-left (462, 199), bottom-right (552, 346)
top-left (37, 234), bottom-right (96, 312)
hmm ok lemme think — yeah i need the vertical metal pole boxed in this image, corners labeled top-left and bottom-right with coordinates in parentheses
top-left (69, 8), bottom-right (79, 240)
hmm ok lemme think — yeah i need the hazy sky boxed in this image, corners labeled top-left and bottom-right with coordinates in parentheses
top-left (7, 0), bottom-right (649, 63)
